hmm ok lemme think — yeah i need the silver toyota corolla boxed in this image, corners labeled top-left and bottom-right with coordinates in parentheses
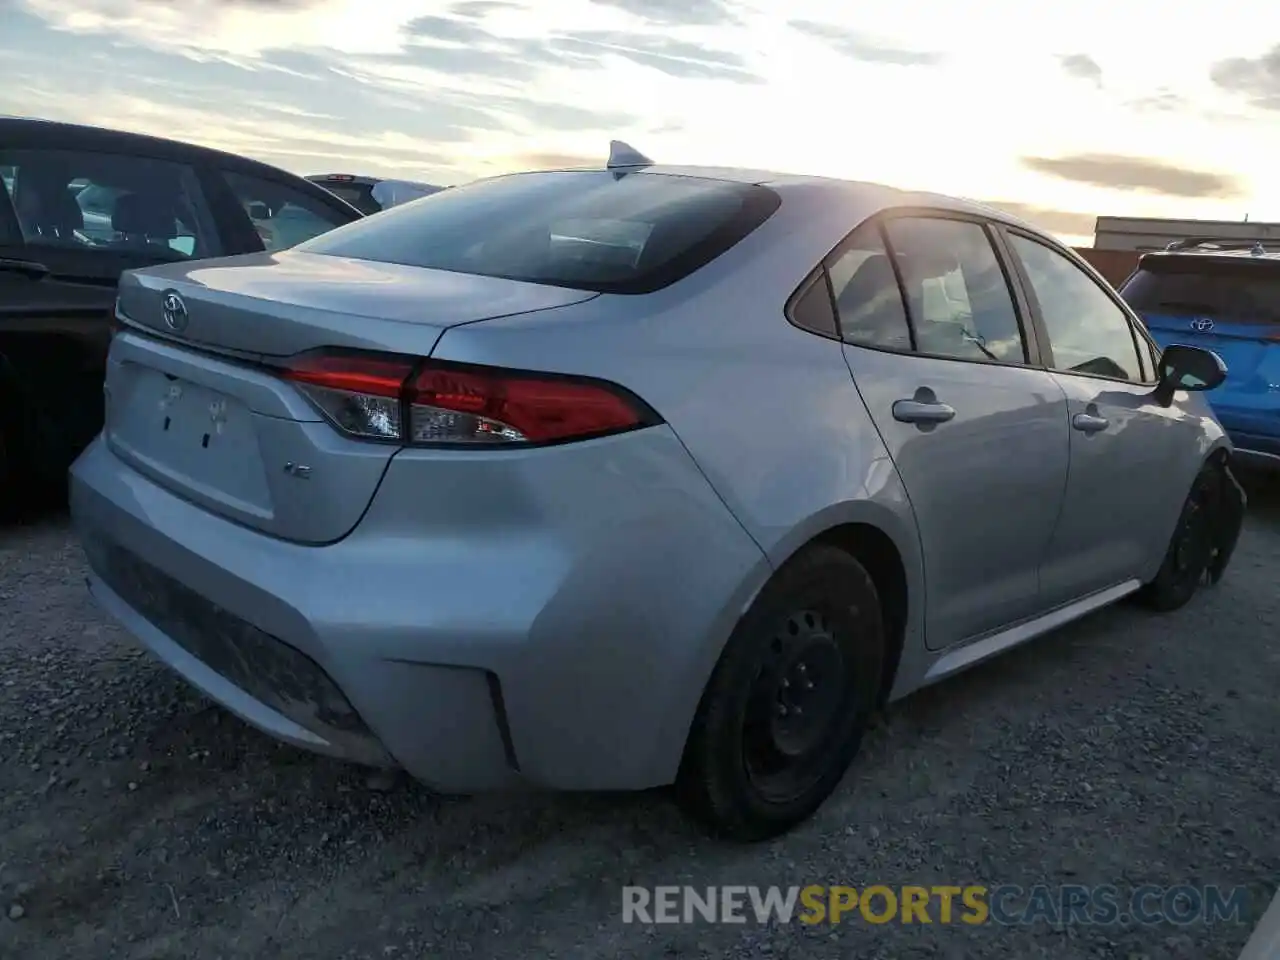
top-left (70, 145), bottom-right (1245, 841)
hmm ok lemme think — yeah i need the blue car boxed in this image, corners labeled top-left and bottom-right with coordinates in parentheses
top-left (1120, 240), bottom-right (1280, 470)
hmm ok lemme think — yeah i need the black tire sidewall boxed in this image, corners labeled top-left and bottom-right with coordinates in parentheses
top-left (1139, 465), bottom-right (1220, 612)
top-left (678, 545), bottom-right (885, 840)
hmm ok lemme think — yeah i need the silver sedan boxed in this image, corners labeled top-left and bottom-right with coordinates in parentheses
top-left (69, 145), bottom-right (1245, 841)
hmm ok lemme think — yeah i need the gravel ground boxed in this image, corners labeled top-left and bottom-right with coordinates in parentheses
top-left (1, 476), bottom-right (1278, 960)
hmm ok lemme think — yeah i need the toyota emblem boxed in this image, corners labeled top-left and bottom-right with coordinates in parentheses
top-left (161, 291), bottom-right (189, 332)
top-left (1190, 317), bottom-right (1214, 333)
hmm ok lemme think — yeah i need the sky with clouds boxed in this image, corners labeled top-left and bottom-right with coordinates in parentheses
top-left (4, 0), bottom-right (1280, 245)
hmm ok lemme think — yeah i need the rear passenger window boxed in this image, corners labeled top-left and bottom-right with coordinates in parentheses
top-left (827, 225), bottom-right (913, 351)
top-left (0, 148), bottom-right (220, 259)
top-left (884, 217), bottom-right (1026, 364)
top-left (788, 273), bottom-right (838, 338)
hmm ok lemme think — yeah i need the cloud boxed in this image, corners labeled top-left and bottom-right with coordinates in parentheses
top-left (1127, 90), bottom-right (1187, 112)
top-left (1021, 153), bottom-right (1245, 199)
top-left (588, 0), bottom-right (740, 27)
top-left (551, 31), bottom-right (759, 82)
top-left (981, 201), bottom-right (1097, 237)
top-left (788, 19), bottom-right (943, 67)
top-left (1058, 53), bottom-right (1102, 86)
top-left (403, 14), bottom-right (492, 44)
top-left (395, 14), bottom-right (758, 84)
top-left (1210, 45), bottom-right (1280, 109)
top-left (391, 13), bottom-right (577, 81)
top-left (450, 0), bottom-right (520, 16)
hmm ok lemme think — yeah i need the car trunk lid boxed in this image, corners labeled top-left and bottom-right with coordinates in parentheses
top-left (105, 252), bottom-right (597, 543)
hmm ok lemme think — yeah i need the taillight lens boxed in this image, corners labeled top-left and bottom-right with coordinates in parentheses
top-left (280, 352), bottom-right (413, 442)
top-left (278, 350), bottom-right (659, 446)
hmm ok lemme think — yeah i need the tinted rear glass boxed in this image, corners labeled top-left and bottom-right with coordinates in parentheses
top-left (1121, 256), bottom-right (1280, 324)
top-left (295, 170), bottom-right (781, 294)
top-left (313, 181), bottom-right (380, 215)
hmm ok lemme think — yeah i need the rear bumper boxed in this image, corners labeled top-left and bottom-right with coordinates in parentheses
top-left (69, 428), bottom-right (768, 792)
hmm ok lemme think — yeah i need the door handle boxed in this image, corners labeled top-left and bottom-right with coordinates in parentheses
top-left (892, 399), bottom-right (956, 424)
top-left (0, 257), bottom-right (50, 280)
top-left (1072, 412), bottom-right (1109, 433)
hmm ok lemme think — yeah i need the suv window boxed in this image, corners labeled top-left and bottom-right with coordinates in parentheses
top-left (1121, 256), bottom-right (1280, 326)
top-left (221, 171), bottom-right (354, 252)
top-left (0, 148), bottom-right (220, 259)
top-left (826, 224), bottom-right (912, 351)
top-left (884, 217), bottom-right (1026, 364)
top-left (1009, 233), bottom-right (1145, 381)
top-left (296, 170), bottom-right (782, 294)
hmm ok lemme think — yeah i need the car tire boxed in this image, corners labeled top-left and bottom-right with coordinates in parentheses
top-left (675, 544), bottom-right (885, 842)
top-left (1135, 463), bottom-right (1222, 613)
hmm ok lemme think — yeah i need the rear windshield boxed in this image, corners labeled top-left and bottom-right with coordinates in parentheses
top-left (1121, 256), bottom-right (1280, 324)
top-left (313, 181), bottom-right (381, 215)
top-left (295, 170), bottom-right (781, 294)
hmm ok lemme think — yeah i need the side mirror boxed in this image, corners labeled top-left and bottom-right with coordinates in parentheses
top-left (246, 201), bottom-right (271, 220)
top-left (1153, 343), bottom-right (1227, 406)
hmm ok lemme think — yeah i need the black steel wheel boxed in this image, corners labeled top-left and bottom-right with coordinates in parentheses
top-left (676, 545), bottom-right (884, 841)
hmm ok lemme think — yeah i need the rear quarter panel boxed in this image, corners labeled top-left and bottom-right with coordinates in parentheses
top-left (430, 181), bottom-right (928, 706)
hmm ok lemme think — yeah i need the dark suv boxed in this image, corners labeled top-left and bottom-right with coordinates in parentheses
top-left (0, 118), bottom-right (364, 511)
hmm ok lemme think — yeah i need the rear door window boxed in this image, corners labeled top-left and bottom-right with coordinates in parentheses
top-left (1121, 258), bottom-right (1280, 326)
top-left (220, 171), bottom-right (357, 252)
top-left (0, 148), bottom-right (220, 260)
top-left (296, 170), bottom-right (782, 294)
top-left (884, 217), bottom-right (1027, 364)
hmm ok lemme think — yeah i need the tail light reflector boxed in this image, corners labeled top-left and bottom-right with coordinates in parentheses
top-left (278, 350), bottom-right (660, 446)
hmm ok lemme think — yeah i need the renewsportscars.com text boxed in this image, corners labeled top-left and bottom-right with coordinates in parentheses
top-left (621, 884), bottom-right (1251, 926)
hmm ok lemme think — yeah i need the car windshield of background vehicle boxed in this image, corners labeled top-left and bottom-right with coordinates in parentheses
top-left (296, 170), bottom-right (782, 294)
top-left (1121, 258), bottom-right (1280, 325)
top-left (0, 148), bottom-right (220, 259)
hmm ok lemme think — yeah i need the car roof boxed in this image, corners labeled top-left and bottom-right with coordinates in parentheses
top-left (1140, 248), bottom-right (1280, 264)
top-left (520, 162), bottom-right (1046, 235)
top-left (0, 116), bottom-right (322, 185)
top-left (307, 174), bottom-right (383, 186)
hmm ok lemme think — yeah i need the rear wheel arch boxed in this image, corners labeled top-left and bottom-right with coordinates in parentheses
top-left (664, 504), bottom-right (919, 790)
top-left (698, 518), bottom-right (911, 715)
top-left (809, 523), bottom-right (909, 705)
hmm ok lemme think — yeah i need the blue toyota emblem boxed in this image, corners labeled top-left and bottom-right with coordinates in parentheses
top-left (1190, 317), bottom-right (1214, 333)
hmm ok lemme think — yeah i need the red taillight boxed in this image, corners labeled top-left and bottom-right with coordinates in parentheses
top-left (277, 350), bottom-right (658, 446)
top-left (282, 352), bottom-right (413, 398)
